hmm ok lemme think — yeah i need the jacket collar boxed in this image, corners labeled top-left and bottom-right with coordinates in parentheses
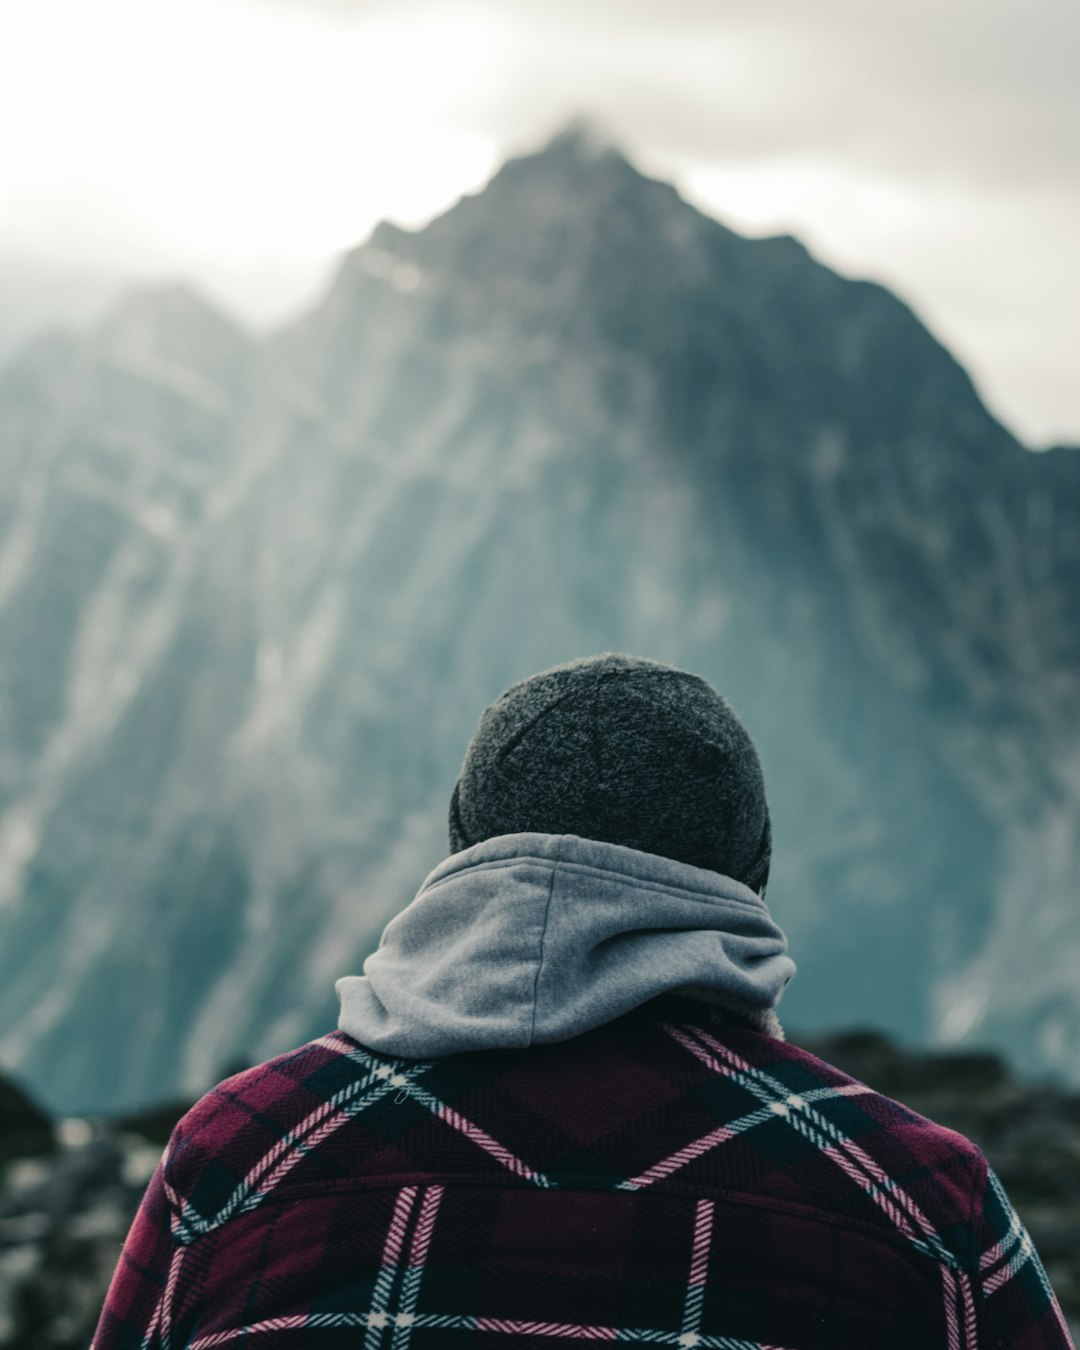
top-left (337, 833), bottom-right (795, 1059)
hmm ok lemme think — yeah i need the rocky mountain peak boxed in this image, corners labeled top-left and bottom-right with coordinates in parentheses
top-left (534, 113), bottom-right (629, 163)
top-left (346, 118), bottom-right (693, 285)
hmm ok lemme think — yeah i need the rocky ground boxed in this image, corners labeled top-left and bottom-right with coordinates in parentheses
top-left (0, 1086), bottom-right (181, 1349)
top-left (1, 1033), bottom-right (1078, 1348)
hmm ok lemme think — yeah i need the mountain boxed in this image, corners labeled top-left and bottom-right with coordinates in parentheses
top-left (0, 254), bottom-right (132, 377)
top-left (0, 126), bottom-right (1078, 1114)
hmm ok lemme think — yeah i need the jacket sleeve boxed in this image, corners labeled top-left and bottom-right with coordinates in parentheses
top-left (91, 1159), bottom-right (178, 1349)
top-left (973, 1157), bottom-right (1075, 1348)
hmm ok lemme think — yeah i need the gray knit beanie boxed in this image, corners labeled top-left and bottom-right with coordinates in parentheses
top-left (449, 654), bottom-right (771, 892)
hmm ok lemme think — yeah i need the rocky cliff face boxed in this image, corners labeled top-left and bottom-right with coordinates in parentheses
top-left (0, 127), bottom-right (1077, 1115)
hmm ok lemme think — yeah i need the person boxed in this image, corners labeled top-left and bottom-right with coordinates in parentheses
top-left (94, 654), bottom-right (1073, 1349)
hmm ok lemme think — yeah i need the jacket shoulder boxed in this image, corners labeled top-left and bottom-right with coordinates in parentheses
top-left (689, 1021), bottom-right (988, 1259)
top-left (161, 1031), bottom-right (405, 1238)
top-left (766, 1031), bottom-right (985, 1164)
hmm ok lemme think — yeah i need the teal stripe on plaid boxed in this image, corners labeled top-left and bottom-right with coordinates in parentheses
top-left (981, 1167), bottom-right (1064, 1314)
top-left (667, 1024), bottom-right (960, 1270)
top-left (233, 1062), bottom-right (434, 1217)
top-left (366, 1186), bottom-right (419, 1350)
top-left (681, 1199), bottom-right (713, 1346)
top-left (617, 1103), bottom-right (790, 1191)
top-left (391, 1185), bottom-right (444, 1350)
top-left (983, 1224), bottom-right (1038, 1293)
top-left (172, 1057), bottom-right (433, 1242)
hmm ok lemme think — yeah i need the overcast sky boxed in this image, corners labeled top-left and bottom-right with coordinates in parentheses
top-left (1, 0), bottom-right (1077, 444)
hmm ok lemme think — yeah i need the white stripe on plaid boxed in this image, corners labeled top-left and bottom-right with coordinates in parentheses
top-left (181, 1184), bottom-right (795, 1350)
top-left (366, 1186), bottom-right (419, 1350)
top-left (940, 1266), bottom-right (978, 1350)
top-left (941, 1265), bottom-right (962, 1350)
top-left (397, 1078), bottom-right (559, 1188)
top-left (960, 1270), bottom-right (978, 1349)
top-left (941, 1266), bottom-right (979, 1350)
top-left (187, 1312), bottom-right (797, 1347)
top-left (159, 1245), bottom-right (186, 1350)
top-left (980, 1167), bottom-right (1040, 1288)
top-left (125, 1232), bottom-right (182, 1350)
top-left (679, 1199), bottom-right (713, 1348)
top-left (620, 1122), bottom-right (738, 1190)
top-left (321, 1037), bottom-right (558, 1188)
top-left (391, 1185), bottom-right (445, 1350)
top-left (979, 1170), bottom-right (1073, 1342)
top-left (983, 1241), bottom-right (1035, 1296)
top-left (132, 1288), bottom-right (163, 1350)
top-left (979, 1210), bottom-right (1023, 1273)
top-left (619, 1077), bottom-right (873, 1190)
top-left (171, 1050), bottom-right (433, 1241)
top-left (618, 1067), bottom-right (878, 1191)
top-left (666, 1023), bottom-right (958, 1270)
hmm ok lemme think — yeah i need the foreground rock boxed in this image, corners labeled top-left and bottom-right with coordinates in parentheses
top-left (0, 1085), bottom-right (181, 1350)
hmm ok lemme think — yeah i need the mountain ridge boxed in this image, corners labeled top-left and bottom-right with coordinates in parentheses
top-left (0, 129), bottom-right (1077, 1114)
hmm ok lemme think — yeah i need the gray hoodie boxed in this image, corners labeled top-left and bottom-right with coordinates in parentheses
top-left (336, 833), bottom-right (795, 1056)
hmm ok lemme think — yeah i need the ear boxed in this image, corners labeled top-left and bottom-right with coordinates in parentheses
top-left (448, 780), bottom-right (468, 853)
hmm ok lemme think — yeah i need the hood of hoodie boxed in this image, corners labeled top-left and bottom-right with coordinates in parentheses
top-left (336, 832), bottom-right (796, 1058)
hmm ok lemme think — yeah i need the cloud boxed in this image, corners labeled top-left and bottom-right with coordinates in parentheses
top-left (257, 0), bottom-right (1079, 193)
top-left (4, 0), bottom-right (1078, 440)
top-left (319, 0), bottom-right (1072, 441)
top-left (440, 1), bottom-right (1079, 193)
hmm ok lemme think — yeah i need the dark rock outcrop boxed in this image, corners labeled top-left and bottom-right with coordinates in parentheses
top-left (0, 1077), bottom-right (188, 1350)
top-left (0, 1075), bottom-right (53, 1172)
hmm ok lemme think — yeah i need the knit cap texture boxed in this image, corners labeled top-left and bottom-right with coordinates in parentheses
top-left (449, 654), bottom-right (771, 892)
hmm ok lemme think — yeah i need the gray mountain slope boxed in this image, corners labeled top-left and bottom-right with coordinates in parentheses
top-left (0, 127), bottom-right (1077, 1113)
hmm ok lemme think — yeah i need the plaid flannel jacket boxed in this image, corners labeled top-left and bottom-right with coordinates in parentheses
top-left (93, 998), bottom-right (1073, 1349)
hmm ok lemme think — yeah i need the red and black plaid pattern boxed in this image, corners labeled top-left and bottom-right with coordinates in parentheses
top-left (93, 998), bottom-right (1074, 1348)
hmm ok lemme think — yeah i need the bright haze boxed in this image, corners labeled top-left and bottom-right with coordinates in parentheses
top-left (1, 0), bottom-right (1077, 446)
